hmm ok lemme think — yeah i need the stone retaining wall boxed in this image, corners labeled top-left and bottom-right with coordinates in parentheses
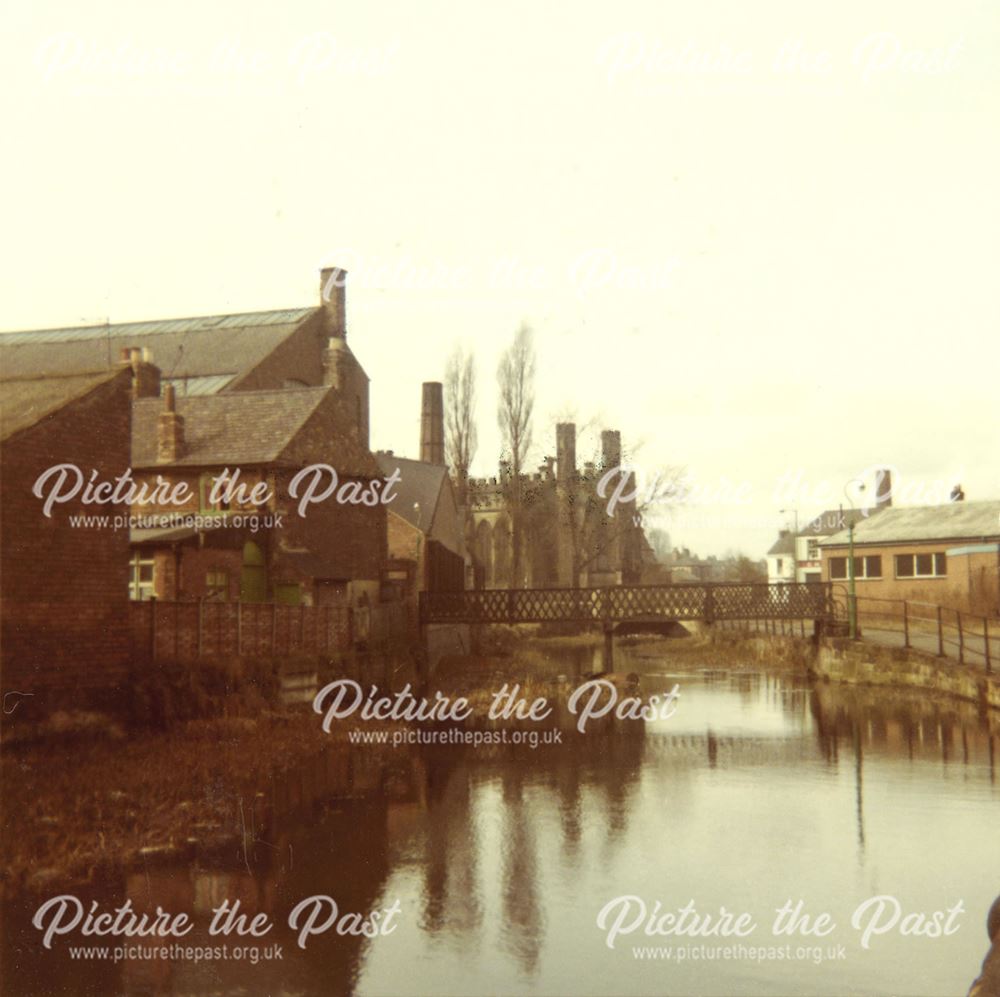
top-left (710, 628), bottom-right (1000, 711)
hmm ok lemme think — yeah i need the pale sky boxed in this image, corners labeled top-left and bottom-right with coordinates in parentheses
top-left (2, 0), bottom-right (998, 557)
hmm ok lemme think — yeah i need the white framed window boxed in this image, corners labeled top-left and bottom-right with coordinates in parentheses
top-left (129, 552), bottom-right (155, 601)
top-left (895, 552), bottom-right (946, 579)
top-left (829, 555), bottom-right (882, 580)
top-left (807, 539), bottom-right (821, 560)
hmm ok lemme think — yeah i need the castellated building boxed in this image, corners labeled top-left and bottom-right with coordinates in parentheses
top-left (465, 424), bottom-right (654, 590)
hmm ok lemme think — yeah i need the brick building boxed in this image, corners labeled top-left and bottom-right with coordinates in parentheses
top-left (0, 266), bottom-right (369, 429)
top-left (820, 500), bottom-right (1000, 616)
top-left (3, 266), bottom-right (389, 618)
top-left (0, 366), bottom-right (134, 700)
top-left (129, 382), bottom-right (387, 610)
top-left (376, 382), bottom-right (465, 596)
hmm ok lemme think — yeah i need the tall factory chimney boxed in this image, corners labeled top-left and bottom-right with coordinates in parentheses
top-left (420, 382), bottom-right (445, 465)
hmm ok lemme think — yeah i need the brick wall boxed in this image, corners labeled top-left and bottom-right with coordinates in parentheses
top-left (1, 370), bottom-right (133, 696)
top-left (822, 541), bottom-right (1000, 615)
top-left (229, 311), bottom-right (328, 391)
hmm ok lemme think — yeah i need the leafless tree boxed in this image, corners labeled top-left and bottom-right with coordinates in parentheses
top-left (444, 345), bottom-right (477, 502)
top-left (565, 461), bottom-right (686, 584)
top-left (497, 323), bottom-right (536, 586)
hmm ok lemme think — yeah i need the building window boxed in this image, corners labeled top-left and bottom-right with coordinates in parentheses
top-left (829, 555), bottom-right (882, 580)
top-left (775, 558), bottom-right (783, 572)
top-left (807, 540), bottom-right (820, 560)
top-left (199, 472), bottom-right (231, 513)
top-left (129, 553), bottom-right (155, 601)
top-left (895, 552), bottom-right (947, 579)
top-left (205, 570), bottom-right (229, 602)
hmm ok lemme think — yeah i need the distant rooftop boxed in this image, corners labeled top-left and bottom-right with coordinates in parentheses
top-left (798, 507), bottom-right (873, 536)
top-left (375, 453), bottom-right (451, 534)
top-left (767, 532), bottom-right (796, 556)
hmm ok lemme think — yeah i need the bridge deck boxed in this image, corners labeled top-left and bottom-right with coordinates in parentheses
top-left (420, 582), bottom-right (832, 626)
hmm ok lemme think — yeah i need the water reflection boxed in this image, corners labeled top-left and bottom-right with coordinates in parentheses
top-left (3, 648), bottom-right (999, 997)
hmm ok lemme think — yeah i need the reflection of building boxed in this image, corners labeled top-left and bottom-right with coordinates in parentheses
top-left (467, 424), bottom-right (650, 589)
top-left (820, 500), bottom-right (1000, 615)
top-left (0, 366), bottom-right (133, 699)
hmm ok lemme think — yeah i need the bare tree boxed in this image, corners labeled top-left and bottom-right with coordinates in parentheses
top-left (497, 323), bottom-right (536, 587)
top-left (444, 345), bottom-right (477, 502)
top-left (566, 462), bottom-right (686, 584)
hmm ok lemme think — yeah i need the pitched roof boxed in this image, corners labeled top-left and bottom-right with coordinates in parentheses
top-left (131, 386), bottom-right (344, 469)
top-left (375, 453), bottom-right (450, 533)
top-left (0, 308), bottom-right (314, 385)
top-left (767, 532), bottom-right (796, 556)
top-left (799, 507), bottom-right (872, 536)
top-left (821, 500), bottom-right (1000, 546)
top-left (0, 370), bottom-right (123, 442)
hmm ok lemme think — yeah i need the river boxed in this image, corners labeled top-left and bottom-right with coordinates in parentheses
top-left (4, 641), bottom-right (999, 996)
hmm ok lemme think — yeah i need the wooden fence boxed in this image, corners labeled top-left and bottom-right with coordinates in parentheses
top-left (129, 601), bottom-right (353, 662)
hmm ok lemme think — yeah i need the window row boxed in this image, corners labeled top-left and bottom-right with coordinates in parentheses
top-left (129, 554), bottom-right (231, 601)
top-left (828, 552), bottom-right (947, 581)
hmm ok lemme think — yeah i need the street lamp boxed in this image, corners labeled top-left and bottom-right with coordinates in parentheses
top-left (843, 479), bottom-right (865, 640)
top-left (779, 508), bottom-right (799, 583)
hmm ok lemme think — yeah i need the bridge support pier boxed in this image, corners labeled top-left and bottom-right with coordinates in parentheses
top-left (602, 624), bottom-right (614, 672)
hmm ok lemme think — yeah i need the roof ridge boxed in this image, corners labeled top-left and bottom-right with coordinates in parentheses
top-left (133, 384), bottom-right (331, 402)
top-left (0, 305), bottom-right (317, 339)
top-left (0, 368), bottom-right (117, 383)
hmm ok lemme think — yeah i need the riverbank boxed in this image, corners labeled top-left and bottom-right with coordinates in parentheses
top-left (710, 628), bottom-right (1000, 714)
top-left (0, 709), bottom-right (405, 900)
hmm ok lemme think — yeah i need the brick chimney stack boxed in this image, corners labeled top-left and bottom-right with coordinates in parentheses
top-left (556, 423), bottom-right (576, 482)
top-left (320, 266), bottom-right (347, 340)
top-left (420, 382), bottom-right (445, 465)
top-left (874, 467), bottom-right (893, 509)
top-left (157, 384), bottom-right (185, 463)
top-left (118, 346), bottom-right (161, 399)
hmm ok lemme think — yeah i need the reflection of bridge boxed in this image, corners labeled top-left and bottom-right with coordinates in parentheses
top-left (421, 582), bottom-right (833, 626)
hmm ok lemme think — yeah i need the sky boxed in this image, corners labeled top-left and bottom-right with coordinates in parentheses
top-left (2, 0), bottom-right (998, 557)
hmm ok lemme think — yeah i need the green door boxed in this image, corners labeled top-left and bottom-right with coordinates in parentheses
top-left (240, 542), bottom-right (268, 603)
